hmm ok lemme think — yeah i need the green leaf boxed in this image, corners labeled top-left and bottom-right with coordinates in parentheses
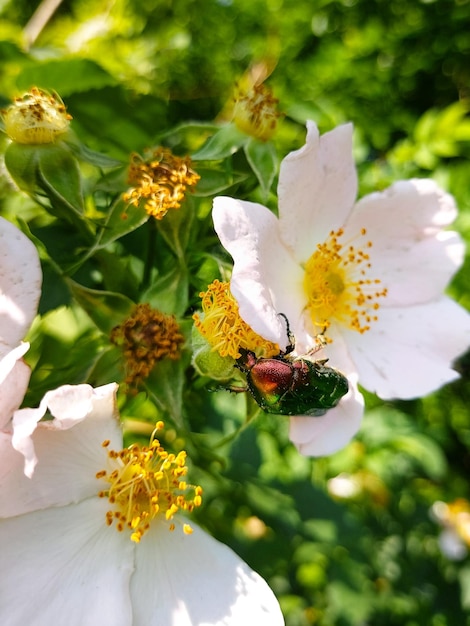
top-left (95, 199), bottom-right (149, 248)
top-left (192, 166), bottom-right (248, 196)
top-left (142, 265), bottom-right (189, 317)
top-left (191, 123), bottom-right (247, 161)
top-left (157, 197), bottom-right (194, 259)
top-left (16, 59), bottom-right (118, 96)
top-left (37, 144), bottom-right (84, 216)
top-left (66, 278), bottom-right (135, 335)
top-left (144, 353), bottom-right (190, 426)
top-left (244, 137), bottom-right (278, 199)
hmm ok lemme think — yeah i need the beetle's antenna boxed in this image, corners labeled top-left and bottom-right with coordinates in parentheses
top-left (277, 312), bottom-right (295, 355)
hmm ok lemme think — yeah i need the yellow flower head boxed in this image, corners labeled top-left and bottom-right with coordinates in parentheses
top-left (232, 83), bottom-right (281, 142)
top-left (123, 147), bottom-right (200, 220)
top-left (2, 87), bottom-right (71, 144)
top-left (110, 304), bottom-right (184, 388)
top-left (97, 421), bottom-right (202, 543)
top-left (193, 279), bottom-right (279, 360)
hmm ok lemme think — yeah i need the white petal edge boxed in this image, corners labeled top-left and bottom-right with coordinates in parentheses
top-left (289, 373), bottom-right (364, 457)
top-left (278, 121), bottom-right (358, 263)
top-left (0, 216), bottom-right (42, 347)
top-left (130, 521), bottom-right (284, 626)
top-left (0, 343), bottom-right (30, 429)
top-left (213, 196), bottom-right (304, 348)
top-left (344, 179), bottom-right (463, 305)
top-left (0, 498), bottom-right (134, 626)
top-left (11, 382), bottom-right (120, 478)
top-left (345, 297), bottom-right (470, 399)
top-left (0, 384), bottom-right (122, 515)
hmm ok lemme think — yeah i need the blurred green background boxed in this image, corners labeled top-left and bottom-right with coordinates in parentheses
top-left (1, 0), bottom-right (470, 624)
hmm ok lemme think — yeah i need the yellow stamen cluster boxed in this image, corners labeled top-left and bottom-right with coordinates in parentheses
top-left (193, 279), bottom-right (279, 359)
top-left (303, 228), bottom-right (388, 336)
top-left (123, 147), bottom-right (200, 220)
top-left (2, 87), bottom-right (71, 144)
top-left (110, 304), bottom-right (184, 388)
top-left (97, 421), bottom-right (203, 543)
top-left (232, 83), bottom-right (281, 142)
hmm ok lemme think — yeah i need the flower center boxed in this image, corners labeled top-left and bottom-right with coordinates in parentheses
top-left (110, 304), bottom-right (184, 389)
top-left (193, 279), bottom-right (279, 359)
top-left (96, 422), bottom-right (202, 543)
top-left (2, 87), bottom-right (71, 144)
top-left (123, 147), bottom-right (200, 220)
top-left (303, 228), bottom-right (387, 336)
top-left (232, 83), bottom-right (281, 142)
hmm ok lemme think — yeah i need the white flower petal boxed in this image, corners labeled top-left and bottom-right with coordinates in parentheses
top-left (345, 297), bottom-right (470, 399)
top-left (289, 373), bottom-right (364, 457)
top-left (0, 498), bottom-right (134, 626)
top-left (11, 382), bottom-right (119, 479)
top-left (213, 197), bottom-right (303, 348)
top-left (345, 179), bottom-right (463, 305)
top-left (438, 528), bottom-right (468, 561)
top-left (0, 385), bottom-right (121, 513)
top-left (278, 121), bottom-right (357, 262)
top-left (0, 216), bottom-right (42, 348)
top-left (130, 521), bottom-right (284, 626)
top-left (0, 344), bottom-right (30, 429)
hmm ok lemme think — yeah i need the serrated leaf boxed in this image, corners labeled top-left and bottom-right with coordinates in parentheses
top-left (244, 137), bottom-right (278, 199)
top-left (193, 166), bottom-right (249, 196)
top-left (38, 145), bottom-right (84, 216)
top-left (157, 197), bottom-right (194, 259)
top-left (95, 199), bottom-right (149, 248)
top-left (191, 124), bottom-right (247, 161)
top-left (66, 278), bottom-right (135, 335)
top-left (144, 353), bottom-right (190, 426)
top-left (142, 265), bottom-right (189, 317)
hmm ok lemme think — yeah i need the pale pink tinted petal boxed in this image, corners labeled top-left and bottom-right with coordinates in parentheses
top-left (278, 121), bottom-right (357, 263)
top-left (213, 197), bottom-right (304, 348)
top-left (12, 382), bottom-right (119, 478)
top-left (345, 297), bottom-right (470, 399)
top-left (0, 498), bottom-right (134, 626)
top-left (289, 373), bottom-right (364, 457)
top-left (131, 521), bottom-right (284, 626)
top-left (0, 344), bottom-right (30, 429)
top-left (0, 216), bottom-right (42, 347)
top-left (1, 387), bottom-right (121, 514)
top-left (345, 179), bottom-right (463, 305)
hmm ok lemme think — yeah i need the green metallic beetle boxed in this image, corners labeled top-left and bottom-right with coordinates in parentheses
top-left (234, 316), bottom-right (349, 416)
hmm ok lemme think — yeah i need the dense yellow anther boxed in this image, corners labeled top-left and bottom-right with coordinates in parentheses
top-left (123, 147), bottom-right (200, 220)
top-left (303, 228), bottom-right (387, 336)
top-left (2, 87), bottom-right (71, 144)
top-left (193, 279), bottom-right (279, 360)
top-left (232, 83), bottom-right (281, 141)
top-left (110, 304), bottom-right (184, 389)
top-left (97, 422), bottom-right (202, 543)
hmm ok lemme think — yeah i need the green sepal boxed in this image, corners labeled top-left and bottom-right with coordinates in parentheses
top-left (5, 141), bottom-right (85, 224)
top-left (191, 324), bottom-right (235, 381)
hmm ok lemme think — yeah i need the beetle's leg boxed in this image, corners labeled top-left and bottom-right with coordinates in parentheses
top-left (278, 312), bottom-right (295, 355)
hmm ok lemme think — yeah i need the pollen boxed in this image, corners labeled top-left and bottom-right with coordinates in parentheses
top-left (97, 422), bottom-right (202, 543)
top-left (193, 279), bottom-right (279, 360)
top-left (123, 147), bottom-right (200, 220)
top-left (110, 304), bottom-right (184, 389)
top-left (2, 87), bottom-right (71, 144)
top-left (232, 83), bottom-right (281, 142)
top-left (303, 228), bottom-right (388, 336)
